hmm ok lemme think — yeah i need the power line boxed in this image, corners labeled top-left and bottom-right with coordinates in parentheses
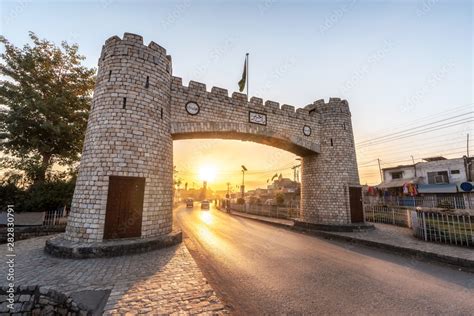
top-left (357, 119), bottom-right (474, 148)
top-left (359, 129), bottom-right (474, 153)
top-left (358, 158), bottom-right (379, 166)
top-left (356, 138), bottom-right (472, 169)
top-left (379, 150), bottom-right (467, 167)
top-left (358, 130), bottom-right (473, 157)
top-left (357, 112), bottom-right (473, 146)
top-left (360, 141), bottom-right (470, 162)
top-left (358, 148), bottom-right (468, 171)
top-left (356, 102), bottom-right (474, 143)
top-left (357, 118), bottom-right (473, 148)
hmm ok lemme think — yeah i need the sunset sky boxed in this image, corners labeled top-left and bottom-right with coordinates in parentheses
top-left (1, 0), bottom-right (472, 189)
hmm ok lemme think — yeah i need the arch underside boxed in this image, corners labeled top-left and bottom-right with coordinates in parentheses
top-left (171, 123), bottom-right (320, 156)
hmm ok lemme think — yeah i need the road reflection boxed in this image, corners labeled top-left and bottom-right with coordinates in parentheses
top-left (192, 206), bottom-right (224, 249)
top-left (199, 210), bottom-right (213, 225)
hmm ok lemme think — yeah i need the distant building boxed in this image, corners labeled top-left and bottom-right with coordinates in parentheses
top-left (378, 156), bottom-right (472, 193)
top-left (378, 164), bottom-right (417, 194)
top-left (267, 178), bottom-right (300, 193)
top-left (241, 178), bottom-right (301, 206)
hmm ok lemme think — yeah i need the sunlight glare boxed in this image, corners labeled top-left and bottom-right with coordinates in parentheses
top-left (198, 165), bottom-right (217, 182)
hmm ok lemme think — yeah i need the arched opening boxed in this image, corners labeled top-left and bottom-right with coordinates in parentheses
top-left (173, 138), bottom-right (300, 202)
top-left (173, 138), bottom-right (302, 246)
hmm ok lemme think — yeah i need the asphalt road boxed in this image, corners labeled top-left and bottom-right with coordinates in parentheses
top-left (175, 203), bottom-right (474, 315)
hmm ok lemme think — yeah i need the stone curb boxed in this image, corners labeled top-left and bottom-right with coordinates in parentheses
top-left (225, 210), bottom-right (292, 230)
top-left (293, 219), bottom-right (375, 232)
top-left (44, 230), bottom-right (182, 259)
top-left (228, 211), bottom-right (474, 272)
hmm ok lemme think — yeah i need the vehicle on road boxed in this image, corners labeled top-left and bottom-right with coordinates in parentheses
top-left (201, 200), bottom-right (210, 210)
top-left (186, 199), bottom-right (193, 208)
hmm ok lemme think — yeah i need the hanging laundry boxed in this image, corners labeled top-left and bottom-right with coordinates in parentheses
top-left (403, 183), bottom-right (409, 195)
top-left (367, 186), bottom-right (375, 195)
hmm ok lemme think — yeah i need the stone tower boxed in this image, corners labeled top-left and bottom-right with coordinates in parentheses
top-left (65, 33), bottom-right (173, 242)
top-left (300, 98), bottom-right (360, 226)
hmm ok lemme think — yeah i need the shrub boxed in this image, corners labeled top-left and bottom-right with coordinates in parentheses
top-left (276, 193), bottom-right (285, 205)
top-left (237, 197), bottom-right (245, 205)
top-left (0, 182), bottom-right (28, 211)
top-left (23, 179), bottom-right (76, 212)
top-left (0, 177), bottom-right (76, 213)
top-left (249, 196), bottom-right (257, 205)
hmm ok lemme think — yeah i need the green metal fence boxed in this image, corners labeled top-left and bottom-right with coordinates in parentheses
top-left (414, 210), bottom-right (474, 247)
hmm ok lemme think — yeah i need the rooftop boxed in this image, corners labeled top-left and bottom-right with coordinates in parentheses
top-left (381, 164), bottom-right (414, 172)
top-left (422, 156), bottom-right (447, 162)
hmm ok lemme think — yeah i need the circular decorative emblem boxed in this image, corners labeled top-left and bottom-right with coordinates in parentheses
top-left (185, 101), bottom-right (200, 115)
top-left (303, 125), bottom-right (311, 136)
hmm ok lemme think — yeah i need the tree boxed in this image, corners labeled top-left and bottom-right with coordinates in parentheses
top-left (275, 193), bottom-right (285, 205)
top-left (0, 32), bottom-right (96, 185)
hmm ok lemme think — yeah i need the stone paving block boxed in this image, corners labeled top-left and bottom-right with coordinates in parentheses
top-left (0, 236), bottom-right (228, 314)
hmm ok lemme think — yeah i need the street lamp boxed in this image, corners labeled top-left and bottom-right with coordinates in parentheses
top-left (241, 165), bottom-right (247, 198)
top-left (294, 158), bottom-right (302, 182)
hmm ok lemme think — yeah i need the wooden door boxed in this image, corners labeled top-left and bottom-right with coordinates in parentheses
top-left (349, 186), bottom-right (364, 223)
top-left (104, 176), bottom-right (145, 239)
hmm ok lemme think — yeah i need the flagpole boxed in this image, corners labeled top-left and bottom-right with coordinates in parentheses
top-left (246, 53), bottom-right (249, 98)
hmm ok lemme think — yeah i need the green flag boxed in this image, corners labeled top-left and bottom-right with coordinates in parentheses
top-left (238, 55), bottom-right (247, 92)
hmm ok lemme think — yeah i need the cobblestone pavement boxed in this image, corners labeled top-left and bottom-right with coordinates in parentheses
top-left (0, 235), bottom-right (228, 314)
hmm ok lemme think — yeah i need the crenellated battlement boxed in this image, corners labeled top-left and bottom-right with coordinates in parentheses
top-left (100, 33), bottom-right (169, 67)
top-left (99, 33), bottom-right (350, 123)
top-left (305, 97), bottom-right (351, 116)
top-left (170, 76), bottom-right (347, 122)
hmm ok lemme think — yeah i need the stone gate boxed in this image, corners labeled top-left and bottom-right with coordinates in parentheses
top-left (62, 33), bottom-right (362, 245)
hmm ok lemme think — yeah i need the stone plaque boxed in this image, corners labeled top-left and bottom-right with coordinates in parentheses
top-left (249, 111), bottom-right (267, 125)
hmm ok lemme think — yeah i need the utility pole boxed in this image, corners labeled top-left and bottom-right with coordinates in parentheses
top-left (294, 158), bottom-right (302, 182)
top-left (411, 155), bottom-right (417, 177)
top-left (291, 164), bottom-right (301, 182)
top-left (241, 165), bottom-right (247, 198)
top-left (225, 182), bottom-right (231, 212)
top-left (377, 158), bottom-right (383, 183)
top-left (467, 133), bottom-right (470, 157)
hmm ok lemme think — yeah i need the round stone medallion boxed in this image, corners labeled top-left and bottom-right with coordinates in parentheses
top-left (185, 101), bottom-right (200, 115)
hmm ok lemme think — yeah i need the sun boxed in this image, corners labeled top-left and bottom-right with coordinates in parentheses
top-left (198, 165), bottom-right (217, 182)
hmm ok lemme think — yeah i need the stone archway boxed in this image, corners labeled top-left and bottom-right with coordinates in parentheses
top-left (62, 33), bottom-right (362, 245)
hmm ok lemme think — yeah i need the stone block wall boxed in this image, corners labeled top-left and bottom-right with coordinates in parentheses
top-left (300, 98), bottom-right (360, 224)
